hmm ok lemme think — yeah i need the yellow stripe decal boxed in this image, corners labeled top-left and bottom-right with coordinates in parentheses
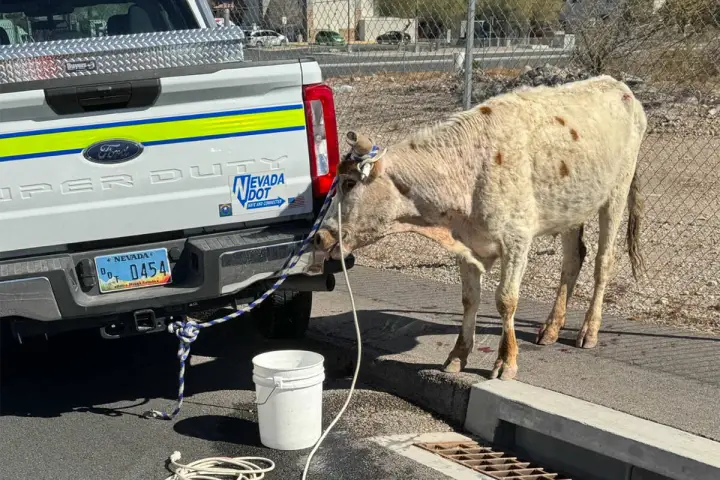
top-left (0, 104), bottom-right (307, 162)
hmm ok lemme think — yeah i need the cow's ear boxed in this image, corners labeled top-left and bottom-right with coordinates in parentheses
top-left (346, 131), bottom-right (373, 157)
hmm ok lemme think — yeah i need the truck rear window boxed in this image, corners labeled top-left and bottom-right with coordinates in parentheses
top-left (0, 0), bottom-right (198, 44)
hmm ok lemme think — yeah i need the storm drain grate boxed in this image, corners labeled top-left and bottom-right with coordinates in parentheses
top-left (414, 441), bottom-right (572, 480)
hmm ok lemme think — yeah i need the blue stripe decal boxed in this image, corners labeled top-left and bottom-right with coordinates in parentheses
top-left (0, 103), bottom-right (305, 140)
top-left (0, 125), bottom-right (307, 163)
top-left (0, 148), bottom-right (84, 162)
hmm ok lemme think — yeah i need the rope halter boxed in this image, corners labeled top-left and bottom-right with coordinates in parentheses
top-left (345, 131), bottom-right (385, 182)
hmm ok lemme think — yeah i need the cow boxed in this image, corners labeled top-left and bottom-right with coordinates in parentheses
top-left (314, 75), bottom-right (647, 380)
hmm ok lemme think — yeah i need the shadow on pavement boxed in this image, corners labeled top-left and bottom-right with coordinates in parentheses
top-left (310, 306), bottom-right (720, 386)
top-left (174, 414), bottom-right (263, 447)
top-left (350, 306), bottom-right (720, 343)
top-left (4, 297), bottom-right (714, 421)
top-left (0, 317), bottom-right (355, 419)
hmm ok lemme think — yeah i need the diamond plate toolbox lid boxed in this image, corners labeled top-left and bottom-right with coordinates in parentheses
top-left (0, 26), bottom-right (245, 85)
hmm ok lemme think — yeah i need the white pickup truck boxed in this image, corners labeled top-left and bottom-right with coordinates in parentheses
top-left (0, 0), bottom-right (349, 343)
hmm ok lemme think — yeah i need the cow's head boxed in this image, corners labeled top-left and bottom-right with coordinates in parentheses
top-left (314, 131), bottom-right (416, 259)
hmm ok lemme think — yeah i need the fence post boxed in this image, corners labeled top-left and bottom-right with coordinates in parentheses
top-left (223, 8), bottom-right (230, 27)
top-left (463, 0), bottom-right (477, 110)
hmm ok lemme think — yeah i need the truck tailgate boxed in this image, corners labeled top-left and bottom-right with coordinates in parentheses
top-left (0, 60), bottom-right (314, 254)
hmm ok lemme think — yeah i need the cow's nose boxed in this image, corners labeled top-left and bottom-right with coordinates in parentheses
top-left (314, 229), bottom-right (337, 251)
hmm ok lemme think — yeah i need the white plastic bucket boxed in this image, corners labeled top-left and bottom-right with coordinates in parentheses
top-left (252, 350), bottom-right (325, 450)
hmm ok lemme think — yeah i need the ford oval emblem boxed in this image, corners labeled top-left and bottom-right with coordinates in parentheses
top-left (83, 139), bottom-right (144, 164)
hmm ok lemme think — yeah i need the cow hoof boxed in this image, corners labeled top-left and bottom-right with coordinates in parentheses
top-left (499, 365), bottom-right (518, 381)
top-left (489, 358), bottom-right (517, 380)
top-left (536, 325), bottom-right (560, 345)
top-left (490, 360), bottom-right (517, 380)
top-left (576, 330), bottom-right (598, 349)
top-left (489, 359), bottom-right (502, 379)
top-left (442, 357), bottom-right (466, 374)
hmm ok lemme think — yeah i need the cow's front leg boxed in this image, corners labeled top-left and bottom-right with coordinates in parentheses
top-left (443, 256), bottom-right (483, 373)
top-left (490, 237), bottom-right (531, 381)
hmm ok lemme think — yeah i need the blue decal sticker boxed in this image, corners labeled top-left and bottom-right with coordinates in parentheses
top-left (232, 171), bottom-right (287, 211)
top-left (219, 203), bottom-right (232, 217)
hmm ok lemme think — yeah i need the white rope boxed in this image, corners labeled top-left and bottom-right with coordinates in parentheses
top-left (164, 194), bottom-right (362, 480)
top-left (301, 194), bottom-right (361, 479)
top-left (164, 451), bottom-right (275, 479)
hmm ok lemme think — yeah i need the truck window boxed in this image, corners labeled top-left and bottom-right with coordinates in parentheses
top-left (0, 0), bottom-right (199, 45)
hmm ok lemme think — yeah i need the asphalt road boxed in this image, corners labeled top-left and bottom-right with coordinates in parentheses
top-left (0, 317), bottom-right (455, 480)
top-left (243, 45), bottom-right (571, 77)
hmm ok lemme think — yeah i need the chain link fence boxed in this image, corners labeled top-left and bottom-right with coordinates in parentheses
top-left (217, 0), bottom-right (720, 333)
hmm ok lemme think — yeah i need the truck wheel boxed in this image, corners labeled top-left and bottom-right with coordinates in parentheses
top-left (253, 290), bottom-right (312, 339)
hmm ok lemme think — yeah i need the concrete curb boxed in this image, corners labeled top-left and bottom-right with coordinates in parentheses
top-left (307, 331), bottom-right (472, 426)
top-left (310, 328), bottom-right (720, 480)
top-left (308, 267), bottom-right (720, 478)
top-left (465, 380), bottom-right (720, 480)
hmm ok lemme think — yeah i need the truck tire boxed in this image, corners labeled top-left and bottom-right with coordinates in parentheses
top-left (253, 290), bottom-right (312, 339)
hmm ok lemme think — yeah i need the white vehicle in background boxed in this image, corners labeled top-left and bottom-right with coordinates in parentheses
top-left (0, 0), bottom-right (349, 345)
top-left (246, 29), bottom-right (288, 48)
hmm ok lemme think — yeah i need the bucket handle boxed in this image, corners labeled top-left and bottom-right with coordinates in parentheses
top-left (255, 376), bottom-right (281, 405)
top-left (254, 372), bottom-right (321, 405)
top-left (255, 385), bottom-right (277, 406)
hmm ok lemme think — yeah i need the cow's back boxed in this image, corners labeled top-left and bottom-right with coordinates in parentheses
top-left (477, 75), bottom-right (647, 235)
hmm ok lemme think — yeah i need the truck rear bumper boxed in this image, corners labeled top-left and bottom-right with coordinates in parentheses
top-left (0, 220), bottom-right (353, 326)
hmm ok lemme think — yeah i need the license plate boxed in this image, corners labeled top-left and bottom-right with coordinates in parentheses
top-left (95, 248), bottom-right (172, 294)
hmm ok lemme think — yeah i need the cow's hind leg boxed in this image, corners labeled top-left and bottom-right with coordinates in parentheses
top-left (444, 256), bottom-right (483, 373)
top-left (491, 236), bottom-right (531, 381)
top-left (577, 191), bottom-right (627, 349)
top-left (537, 226), bottom-right (586, 345)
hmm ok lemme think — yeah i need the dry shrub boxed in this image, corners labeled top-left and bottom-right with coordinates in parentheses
top-left (610, 32), bottom-right (720, 102)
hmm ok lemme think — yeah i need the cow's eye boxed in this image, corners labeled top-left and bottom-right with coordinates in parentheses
top-left (341, 178), bottom-right (357, 192)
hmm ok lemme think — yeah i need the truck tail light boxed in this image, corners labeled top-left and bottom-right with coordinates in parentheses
top-left (302, 83), bottom-right (340, 200)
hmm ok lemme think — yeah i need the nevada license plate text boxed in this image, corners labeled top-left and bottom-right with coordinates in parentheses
top-left (95, 248), bottom-right (172, 293)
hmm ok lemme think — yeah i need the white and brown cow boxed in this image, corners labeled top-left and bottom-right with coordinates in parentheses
top-left (315, 75), bottom-right (647, 380)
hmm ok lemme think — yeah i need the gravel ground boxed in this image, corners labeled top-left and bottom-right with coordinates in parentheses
top-left (329, 69), bottom-right (720, 335)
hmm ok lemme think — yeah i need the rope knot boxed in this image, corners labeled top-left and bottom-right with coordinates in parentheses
top-left (345, 131), bottom-right (385, 181)
top-left (349, 144), bottom-right (380, 163)
top-left (349, 145), bottom-right (384, 182)
top-left (168, 318), bottom-right (199, 344)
